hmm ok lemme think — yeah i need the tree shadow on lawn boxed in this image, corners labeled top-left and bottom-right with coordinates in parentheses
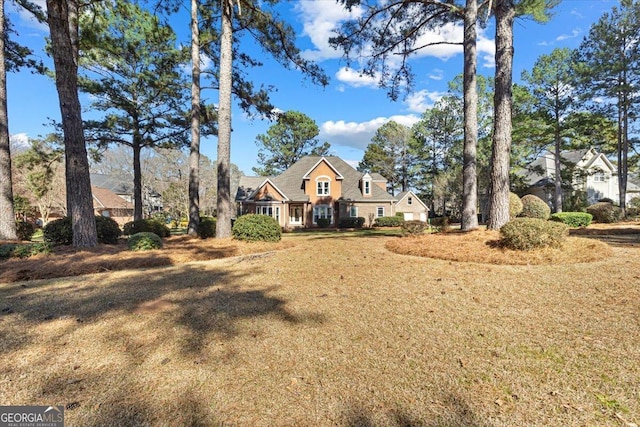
top-left (0, 263), bottom-right (325, 355)
top-left (570, 228), bottom-right (640, 248)
top-left (342, 393), bottom-right (493, 427)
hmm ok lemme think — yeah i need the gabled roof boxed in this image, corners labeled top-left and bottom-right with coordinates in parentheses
top-left (523, 148), bottom-right (615, 186)
top-left (92, 186), bottom-right (134, 210)
top-left (395, 191), bottom-right (429, 210)
top-left (90, 173), bottom-right (133, 195)
top-left (302, 157), bottom-right (344, 180)
top-left (247, 178), bottom-right (290, 201)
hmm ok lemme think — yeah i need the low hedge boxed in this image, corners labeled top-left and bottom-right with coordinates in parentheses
top-left (401, 220), bottom-right (428, 236)
top-left (198, 216), bottom-right (217, 239)
top-left (123, 219), bottom-right (170, 237)
top-left (586, 202), bottom-right (621, 223)
top-left (520, 194), bottom-right (551, 220)
top-left (127, 232), bottom-right (163, 251)
top-left (232, 214), bottom-right (281, 242)
top-left (429, 216), bottom-right (450, 232)
top-left (338, 217), bottom-right (365, 228)
top-left (550, 212), bottom-right (593, 227)
top-left (0, 242), bottom-right (51, 259)
top-left (500, 218), bottom-right (569, 251)
top-left (374, 216), bottom-right (404, 227)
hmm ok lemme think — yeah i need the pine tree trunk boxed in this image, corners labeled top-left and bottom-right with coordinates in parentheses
top-left (133, 139), bottom-right (143, 221)
top-left (46, 0), bottom-right (97, 247)
top-left (0, 0), bottom-right (17, 240)
top-left (461, 0), bottom-right (479, 231)
top-left (618, 97), bottom-right (628, 217)
top-left (188, 0), bottom-right (201, 236)
top-left (553, 125), bottom-right (562, 213)
top-left (487, 0), bottom-right (515, 230)
top-left (216, 0), bottom-right (233, 238)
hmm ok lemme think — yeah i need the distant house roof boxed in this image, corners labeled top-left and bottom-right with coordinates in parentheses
top-left (90, 173), bottom-right (133, 195)
top-left (236, 156), bottom-right (397, 203)
top-left (92, 186), bottom-right (134, 210)
top-left (523, 148), bottom-right (614, 187)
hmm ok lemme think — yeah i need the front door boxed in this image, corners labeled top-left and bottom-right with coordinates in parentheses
top-left (290, 205), bottom-right (303, 225)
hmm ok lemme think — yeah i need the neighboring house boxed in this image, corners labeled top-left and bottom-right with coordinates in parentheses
top-left (92, 186), bottom-right (134, 226)
top-left (236, 156), bottom-right (428, 228)
top-left (90, 173), bottom-right (163, 214)
top-left (523, 148), bottom-right (640, 207)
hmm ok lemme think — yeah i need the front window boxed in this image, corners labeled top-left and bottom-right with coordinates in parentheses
top-left (257, 205), bottom-right (280, 223)
top-left (377, 206), bottom-right (385, 217)
top-left (317, 180), bottom-right (330, 196)
top-left (313, 205), bottom-right (332, 224)
top-left (349, 206), bottom-right (358, 217)
top-left (594, 171), bottom-right (606, 182)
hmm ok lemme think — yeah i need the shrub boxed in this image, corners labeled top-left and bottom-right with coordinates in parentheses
top-left (520, 194), bottom-right (551, 220)
top-left (316, 218), bottom-right (331, 228)
top-left (598, 197), bottom-right (614, 204)
top-left (43, 217), bottom-right (73, 246)
top-left (16, 221), bottom-right (35, 241)
top-left (0, 242), bottom-right (51, 259)
top-left (630, 197), bottom-right (640, 208)
top-left (123, 219), bottom-right (170, 238)
top-left (95, 215), bottom-right (122, 244)
top-left (509, 192), bottom-right (523, 219)
top-left (374, 216), bottom-right (404, 227)
top-left (127, 232), bottom-right (163, 251)
top-left (500, 218), bottom-right (569, 251)
top-left (338, 217), bottom-right (365, 228)
top-left (550, 212), bottom-right (593, 228)
top-left (586, 202), bottom-right (621, 223)
top-left (429, 216), bottom-right (450, 233)
top-left (198, 216), bottom-right (217, 239)
top-left (401, 220), bottom-right (427, 236)
top-left (232, 214), bottom-right (281, 242)
top-left (627, 207), bottom-right (640, 218)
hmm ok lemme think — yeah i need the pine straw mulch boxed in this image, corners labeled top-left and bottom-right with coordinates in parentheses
top-left (0, 235), bottom-right (293, 283)
top-left (386, 228), bottom-right (614, 265)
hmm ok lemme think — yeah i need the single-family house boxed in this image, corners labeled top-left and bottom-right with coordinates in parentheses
top-left (92, 186), bottom-right (134, 226)
top-left (235, 156), bottom-right (428, 228)
top-left (523, 148), bottom-right (640, 207)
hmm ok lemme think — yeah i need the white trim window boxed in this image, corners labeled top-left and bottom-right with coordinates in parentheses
top-left (377, 206), bottom-right (385, 217)
top-left (364, 180), bottom-right (371, 195)
top-left (316, 179), bottom-right (330, 196)
top-left (257, 205), bottom-right (280, 223)
top-left (349, 206), bottom-right (358, 217)
top-left (313, 205), bottom-right (332, 224)
top-left (594, 171), bottom-right (606, 182)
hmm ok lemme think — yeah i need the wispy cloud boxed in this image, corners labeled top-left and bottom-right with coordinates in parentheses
top-left (556, 28), bottom-right (582, 42)
top-left (405, 90), bottom-right (445, 113)
top-left (320, 114), bottom-right (420, 150)
top-left (335, 67), bottom-right (379, 88)
top-left (7, 0), bottom-right (48, 32)
top-left (429, 69), bottom-right (444, 81)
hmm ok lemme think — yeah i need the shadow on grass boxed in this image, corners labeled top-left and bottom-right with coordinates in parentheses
top-left (569, 228), bottom-right (640, 248)
top-left (343, 393), bottom-right (493, 427)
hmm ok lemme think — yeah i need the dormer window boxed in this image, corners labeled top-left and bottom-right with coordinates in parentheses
top-left (364, 180), bottom-right (371, 195)
top-left (362, 173), bottom-right (372, 197)
top-left (316, 177), bottom-right (330, 196)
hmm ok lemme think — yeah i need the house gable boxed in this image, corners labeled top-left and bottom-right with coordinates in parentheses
top-left (395, 191), bottom-right (429, 211)
top-left (248, 178), bottom-right (289, 202)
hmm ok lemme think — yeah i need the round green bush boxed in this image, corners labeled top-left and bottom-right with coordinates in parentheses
top-left (338, 217), bottom-right (365, 228)
top-left (123, 219), bottom-right (170, 237)
top-left (232, 214), bottom-right (281, 242)
top-left (401, 220), bottom-right (427, 236)
top-left (95, 215), bottom-right (122, 244)
top-left (316, 218), bottom-right (331, 228)
top-left (16, 221), bottom-right (35, 241)
top-left (509, 192), bottom-right (523, 219)
top-left (198, 216), bottom-right (217, 239)
top-left (127, 232), bottom-right (163, 251)
top-left (500, 218), bottom-right (569, 251)
top-left (550, 212), bottom-right (593, 228)
top-left (586, 202), bottom-right (621, 223)
top-left (429, 216), bottom-right (450, 232)
top-left (520, 194), bottom-right (551, 220)
top-left (43, 217), bottom-right (73, 246)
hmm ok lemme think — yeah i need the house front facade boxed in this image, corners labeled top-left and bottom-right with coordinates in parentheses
top-left (523, 148), bottom-right (640, 208)
top-left (236, 156), bottom-right (428, 228)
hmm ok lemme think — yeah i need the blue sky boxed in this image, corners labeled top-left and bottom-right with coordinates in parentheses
top-left (7, 0), bottom-right (619, 174)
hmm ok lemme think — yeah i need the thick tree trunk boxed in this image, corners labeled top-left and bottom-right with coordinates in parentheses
top-left (46, 0), bottom-right (97, 247)
top-left (487, 0), bottom-right (515, 230)
top-left (133, 140), bottom-right (143, 221)
top-left (461, 0), bottom-right (478, 230)
top-left (0, 0), bottom-right (17, 240)
top-left (216, 0), bottom-right (233, 238)
top-left (188, 0), bottom-right (201, 236)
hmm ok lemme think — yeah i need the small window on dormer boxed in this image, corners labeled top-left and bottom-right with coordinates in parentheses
top-left (408, 196), bottom-right (412, 205)
top-left (364, 180), bottom-right (371, 195)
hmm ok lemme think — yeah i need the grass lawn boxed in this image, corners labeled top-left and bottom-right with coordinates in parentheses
top-left (1, 226), bottom-right (639, 426)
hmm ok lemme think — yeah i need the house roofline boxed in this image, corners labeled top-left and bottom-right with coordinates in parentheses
top-left (302, 157), bottom-right (344, 180)
top-left (247, 178), bottom-right (290, 201)
top-left (395, 191), bottom-right (429, 210)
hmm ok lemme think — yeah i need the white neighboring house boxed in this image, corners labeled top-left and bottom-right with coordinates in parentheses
top-left (523, 148), bottom-right (640, 207)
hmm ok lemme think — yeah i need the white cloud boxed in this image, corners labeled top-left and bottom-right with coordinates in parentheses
top-left (405, 90), bottom-right (445, 113)
top-left (335, 67), bottom-right (379, 88)
top-left (556, 28), bottom-right (581, 42)
top-left (320, 114), bottom-right (421, 150)
top-left (295, 2), bottom-right (363, 61)
top-left (429, 69), bottom-right (444, 81)
top-left (10, 133), bottom-right (30, 150)
top-left (7, 0), bottom-right (48, 32)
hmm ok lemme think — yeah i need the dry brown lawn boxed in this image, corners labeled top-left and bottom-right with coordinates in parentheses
top-left (1, 227), bottom-right (639, 426)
